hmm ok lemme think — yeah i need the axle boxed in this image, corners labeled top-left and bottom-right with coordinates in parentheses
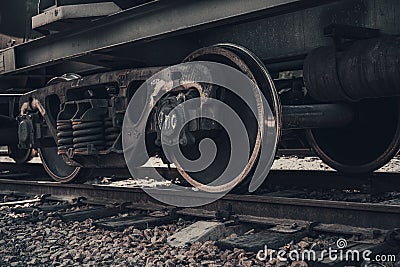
top-left (281, 104), bottom-right (355, 130)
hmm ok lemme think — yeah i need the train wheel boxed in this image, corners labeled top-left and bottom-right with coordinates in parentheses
top-left (8, 146), bottom-right (33, 164)
top-left (163, 44), bottom-right (280, 192)
top-left (306, 98), bottom-right (400, 173)
top-left (39, 147), bottom-right (91, 183)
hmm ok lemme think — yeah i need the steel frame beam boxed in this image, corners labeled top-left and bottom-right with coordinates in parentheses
top-left (0, 0), bottom-right (338, 75)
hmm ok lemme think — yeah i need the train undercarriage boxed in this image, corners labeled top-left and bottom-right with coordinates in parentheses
top-left (0, 0), bottom-right (399, 192)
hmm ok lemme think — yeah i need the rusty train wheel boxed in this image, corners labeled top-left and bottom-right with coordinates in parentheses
top-left (39, 147), bottom-right (91, 183)
top-left (306, 97), bottom-right (400, 173)
top-left (161, 44), bottom-right (280, 193)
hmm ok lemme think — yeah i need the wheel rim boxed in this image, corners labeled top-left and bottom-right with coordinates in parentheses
top-left (39, 146), bottom-right (85, 182)
top-left (306, 97), bottom-right (400, 173)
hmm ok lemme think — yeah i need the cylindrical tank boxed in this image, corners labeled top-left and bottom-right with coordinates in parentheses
top-left (304, 37), bottom-right (400, 102)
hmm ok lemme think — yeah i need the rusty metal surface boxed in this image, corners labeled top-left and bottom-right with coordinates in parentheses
top-left (0, 177), bottom-right (398, 229)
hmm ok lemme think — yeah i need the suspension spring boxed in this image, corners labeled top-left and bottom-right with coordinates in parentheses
top-left (56, 120), bottom-right (73, 152)
top-left (104, 119), bottom-right (120, 147)
top-left (72, 120), bottom-right (105, 150)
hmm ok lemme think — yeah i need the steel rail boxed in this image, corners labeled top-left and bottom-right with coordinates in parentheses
top-left (0, 178), bottom-right (398, 229)
top-left (1, 162), bottom-right (399, 192)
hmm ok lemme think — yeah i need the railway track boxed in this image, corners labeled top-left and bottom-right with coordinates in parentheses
top-left (0, 167), bottom-right (399, 266)
top-left (0, 172), bottom-right (398, 230)
top-left (1, 163), bottom-right (399, 223)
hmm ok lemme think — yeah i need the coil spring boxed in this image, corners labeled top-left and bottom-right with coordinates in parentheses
top-left (104, 119), bottom-right (120, 147)
top-left (56, 120), bottom-right (73, 152)
top-left (72, 120), bottom-right (105, 150)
